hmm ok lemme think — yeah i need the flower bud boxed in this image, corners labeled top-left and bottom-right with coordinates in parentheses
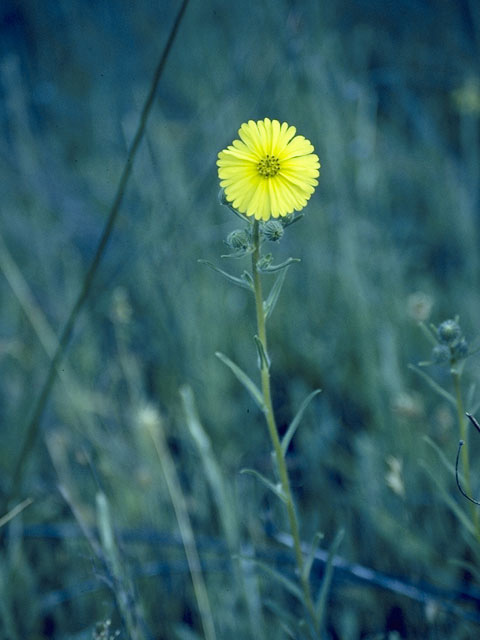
top-left (432, 344), bottom-right (450, 363)
top-left (437, 319), bottom-right (462, 345)
top-left (225, 229), bottom-right (250, 251)
top-left (452, 337), bottom-right (468, 360)
top-left (262, 220), bottom-right (284, 242)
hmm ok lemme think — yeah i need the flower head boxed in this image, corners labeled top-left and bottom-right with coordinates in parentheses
top-left (217, 118), bottom-right (320, 221)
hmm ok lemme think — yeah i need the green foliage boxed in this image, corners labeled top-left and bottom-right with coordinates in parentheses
top-left (2, 0), bottom-right (480, 638)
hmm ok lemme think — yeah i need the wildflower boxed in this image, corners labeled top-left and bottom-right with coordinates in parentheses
top-left (431, 317), bottom-right (469, 364)
top-left (217, 118), bottom-right (320, 221)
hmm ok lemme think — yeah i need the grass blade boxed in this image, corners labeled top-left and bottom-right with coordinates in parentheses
top-left (147, 417), bottom-right (217, 640)
top-left (408, 364), bottom-right (456, 406)
top-left (243, 557), bottom-right (303, 602)
top-left (315, 528), bottom-right (345, 629)
top-left (301, 531), bottom-right (324, 583)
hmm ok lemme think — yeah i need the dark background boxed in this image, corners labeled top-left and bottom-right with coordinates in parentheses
top-left (1, 1), bottom-right (480, 638)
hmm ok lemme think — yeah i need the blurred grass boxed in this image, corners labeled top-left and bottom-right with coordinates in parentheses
top-left (1, 0), bottom-right (480, 638)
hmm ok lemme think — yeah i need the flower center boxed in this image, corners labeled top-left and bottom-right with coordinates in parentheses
top-left (257, 154), bottom-right (280, 177)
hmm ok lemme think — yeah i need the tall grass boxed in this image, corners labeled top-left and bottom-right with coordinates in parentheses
top-left (1, 0), bottom-right (480, 638)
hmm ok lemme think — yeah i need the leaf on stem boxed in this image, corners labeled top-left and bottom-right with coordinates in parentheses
top-left (240, 557), bottom-right (303, 602)
top-left (254, 335), bottom-right (271, 371)
top-left (218, 191), bottom-right (250, 222)
top-left (301, 531), bottom-right (324, 584)
top-left (264, 267), bottom-right (289, 320)
top-left (241, 270), bottom-right (254, 288)
top-left (198, 260), bottom-right (253, 291)
top-left (215, 352), bottom-right (266, 412)
top-left (281, 390), bottom-right (322, 457)
top-left (221, 247), bottom-right (254, 259)
top-left (315, 528), bottom-right (345, 629)
top-left (258, 257), bottom-right (301, 274)
top-left (302, 531), bottom-right (323, 580)
top-left (282, 213), bottom-right (304, 228)
top-left (240, 468), bottom-right (287, 503)
top-left (408, 364), bottom-right (456, 406)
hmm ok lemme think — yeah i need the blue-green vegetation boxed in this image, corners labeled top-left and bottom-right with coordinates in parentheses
top-left (1, 1), bottom-right (480, 638)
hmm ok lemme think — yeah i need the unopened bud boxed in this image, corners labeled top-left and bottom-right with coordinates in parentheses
top-left (432, 344), bottom-right (450, 363)
top-left (262, 220), bottom-right (284, 242)
top-left (437, 319), bottom-right (461, 345)
top-left (452, 337), bottom-right (468, 359)
top-left (226, 229), bottom-right (250, 251)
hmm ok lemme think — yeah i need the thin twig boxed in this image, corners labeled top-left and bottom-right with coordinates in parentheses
top-left (0, 497), bottom-right (33, 528)
top-left (7, 0), bottom-right (191, 506)
top-left (147, 419), bottom-right (217, 640)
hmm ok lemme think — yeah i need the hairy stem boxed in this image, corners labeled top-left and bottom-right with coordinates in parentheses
top-left (251, 221), bottom-right (319, 636)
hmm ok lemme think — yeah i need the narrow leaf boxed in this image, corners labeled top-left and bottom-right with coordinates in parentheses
top-left (264, 267), bottom-right (289, 320)
top-left (423, 435), bottom-right (457, 476)
top-left (243, 557), bottom-right (303, 602)
top-left (282, 213), bottom-right (304, 228)
top-left (262, 599), bottom-right (301, 639)
top-left (408, 364), bottom-right (456, 406)
top-left (301, 531), bottom-right (324, 583)
top-left (423, 435), bottom-right (480, 537)
top-left (218, 190), bottom-right (250, 222)
top-left (315, 528), bottom-right (345, 628)
top-left (418, 321), bottom-right (438, 346)
top-left (420, 461), bottom-right (475, 536)
top-left (282, 390), bottom-right (322, 456)
top-left (221, 247), bottom-right (254, 259)
top-left (259, 257), bottom-right (301, 274)
top-left (198, 260), bottom-right (252, 291)
top-left (215, 352), bottom-right (265, 412)
top-left (241, 271), bottom-right (254, 288)
top-left (254, 335), bottom-right (270, 371)
top-left (240, 468), bottom-right (287, 503)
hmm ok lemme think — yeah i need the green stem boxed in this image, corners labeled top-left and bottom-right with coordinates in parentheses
top-left (251, 221), bottom-right (320, 636)
top-left (452, 367), bottom-right (480, 540)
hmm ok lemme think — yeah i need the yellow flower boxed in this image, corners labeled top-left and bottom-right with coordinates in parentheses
top-left (217, 118), bottom-right (320, 221)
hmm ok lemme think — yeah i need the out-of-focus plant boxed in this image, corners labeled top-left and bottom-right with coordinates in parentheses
top-left (411, 317), bottom-right (480, 542)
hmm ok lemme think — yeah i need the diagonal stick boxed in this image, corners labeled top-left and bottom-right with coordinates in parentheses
top-left (7, 0), bottom-right (191, 506)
